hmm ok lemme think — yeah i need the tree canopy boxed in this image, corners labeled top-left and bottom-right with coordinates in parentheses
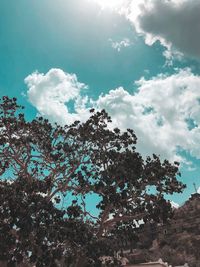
top-left (0, 96), bottom-right (185, 266)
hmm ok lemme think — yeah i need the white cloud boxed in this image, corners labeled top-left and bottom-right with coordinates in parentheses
top-left (93, 0), bottom-right (200, 60)
top-left (96, 68), bottom-right (200, 162)
top-left (109, 38), bottom-right (132, 52)
top-left (25, 68), bottom-right (200, 163)
top-left (127, 0), bottom-right (200, 59)
top-left (25, 69), bottom-right (90, 125)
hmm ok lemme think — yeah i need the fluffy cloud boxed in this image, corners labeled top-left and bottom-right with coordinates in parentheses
top-left (93, 0), bottom-right (200, 60)
top-left (96, 68), bottom-right (200, 162)
top-left (25, 68), bottom-right (200, 163)
top-left (25, 69), bottom-right (89, 125)
top-left (128, 0), bottom-right (200, 59)
top-left (109, 38), bottom-right (132, 52)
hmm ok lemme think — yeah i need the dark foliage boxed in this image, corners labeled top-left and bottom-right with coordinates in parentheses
top-left (0, 97), bottom-right (186, 266)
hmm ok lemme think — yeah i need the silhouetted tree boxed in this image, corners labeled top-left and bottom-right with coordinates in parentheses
top-left (0, 97), bottom-right (185, 266)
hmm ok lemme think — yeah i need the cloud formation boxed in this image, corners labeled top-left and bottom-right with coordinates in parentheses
top-left (25, 69), bottom-right (89, 125)
top-left (25, 68), bottom-right (200, 163)
top-left (97, 69), bottom-right (200, 162)
top-left (128, 0), bottom-right (200, 59)
top-left (109, 38), bottom-right (132, 52)
top-left (94, 0), bottom-right (200, 60)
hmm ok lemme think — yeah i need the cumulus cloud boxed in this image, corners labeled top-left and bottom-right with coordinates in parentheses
top-left (96, 68), bottom-right (200, 162)
top-left (127, 0), bottom-right (200, 59)
top-left (25, 68), bottom-right (200, 163)
top-left (25, 69), bottom-right (90, 125)
top-left (109, 38), bottom-right (132, 52)
top-left (93, 0), bottom-right (200, 60)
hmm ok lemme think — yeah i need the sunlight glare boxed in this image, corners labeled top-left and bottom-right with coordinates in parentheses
top-left (89, 0), bottom-right (145, 20)
top-left (91, 0), bottom-right (127, 10)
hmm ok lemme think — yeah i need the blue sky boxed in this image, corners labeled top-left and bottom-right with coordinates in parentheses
top-left (1, 0), bottom-right (200, 205)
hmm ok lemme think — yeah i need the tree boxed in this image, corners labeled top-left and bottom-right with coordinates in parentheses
top-left (0, 96), bottom-right (185, 266)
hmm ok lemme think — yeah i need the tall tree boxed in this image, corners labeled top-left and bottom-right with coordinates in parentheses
top-left (0, 97), bottom-right (185, 266)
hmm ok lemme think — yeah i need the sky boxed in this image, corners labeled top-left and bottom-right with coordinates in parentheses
top-left (1, 0), bottom-right (200, 206)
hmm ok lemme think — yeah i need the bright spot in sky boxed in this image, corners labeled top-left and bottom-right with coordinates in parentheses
top-left (89, 0), bottom-right (144, 20)
top-left (91, 0), bottom-right (127, 10)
